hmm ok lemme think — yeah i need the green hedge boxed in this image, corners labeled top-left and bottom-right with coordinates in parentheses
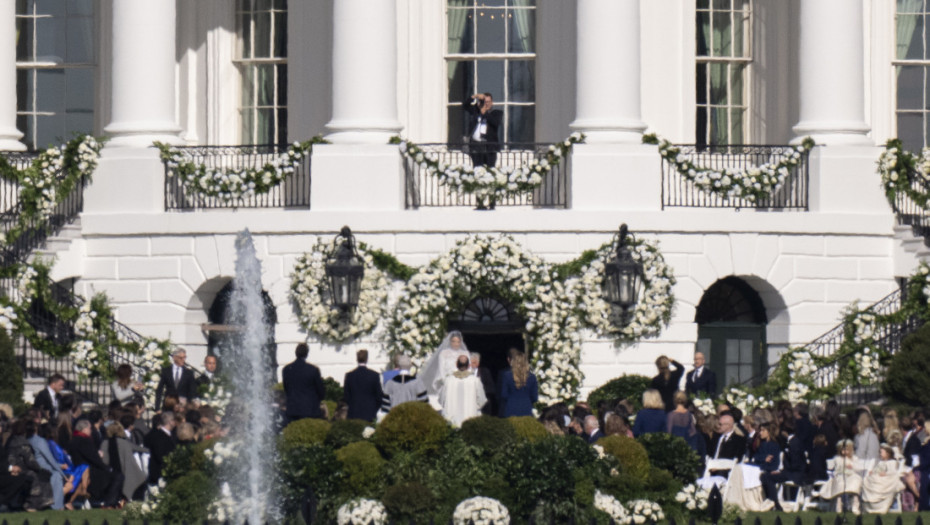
top-left (884, 321), bottom-right (930, 407)
top-left (587, 374), bottom-right (652, 412)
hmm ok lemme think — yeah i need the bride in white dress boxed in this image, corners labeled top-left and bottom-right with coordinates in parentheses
top-left (420, 331), bottom-right (471, 396)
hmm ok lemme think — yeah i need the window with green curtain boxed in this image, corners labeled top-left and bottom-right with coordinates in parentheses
top-left (894, 0), bottom-right (929, 151)
top-left (236, 0), bottom-right (287, 145)
top-left (695, 0), bottom-right (751, 147)
top-left (446, 0), bottom-right (536, 144)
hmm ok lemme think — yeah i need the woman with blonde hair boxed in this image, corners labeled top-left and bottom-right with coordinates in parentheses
top-left (855, 410), bottom-right (881, 463)
top-left (605, 413), bottom-right (633, 438)
top-left (498, 350), bottom-right (538, 417)
top-left (817, 439), bottom-right (863, 513)
top-left (882, 408), bottom-right (900, 444)
top-left (632, 389), bottom-right (667, 437)
top-left (667, 391), bottom-right (702, 454)
top-left (650, 355), bottom-right (684, 412)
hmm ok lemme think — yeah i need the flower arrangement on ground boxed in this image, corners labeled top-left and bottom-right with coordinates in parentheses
top-left (391, 133), bottom-right (584, 202)
top-left (337, 498), bottom-right (388, 525)
top-left (452, 496), bottom-right (510, 525)
top-left (290, 238), bottom-right (391, 342)
top-left (644, 133), bottom-right (814, 202)
top-left (593, 490), bottom-right (629, 523)
top-left (675, 483), bottom-right (710, 513)
top-left (625, 499), bottom-right (665, 524)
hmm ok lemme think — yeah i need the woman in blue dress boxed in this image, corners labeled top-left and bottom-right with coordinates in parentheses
top-left (632, 389), bottom-right (667, 437)
top-left (498, 350), bottom-right (538, 417)
top-left (666, 391), bottom-right (704, 456)
top-left (43, 423), bottom-right (90, 506)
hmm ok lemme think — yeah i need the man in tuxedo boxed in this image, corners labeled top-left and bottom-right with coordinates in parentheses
top-left (469, 352), bottom-right (496, 415)
top-left (143, 412), bottom-right (177, 486)
top-left (708, 412), bottom-right (747, 477)
top-left (685, 352), bottom-right (717, 397)
top-left (69, 419), bottom-right (123, 508)
top-left (195, 354), bottom-right (219, 392)
top-left (155, 348), bottom-right (197, 410)
top-left (282, 343), bottom-right (326, 422)
top-left (343, 349), bottom-right (382, 422)
top-left (33, 373), bottom-right (65, 420)
top-left (462, 93), bottom-right (502, 168)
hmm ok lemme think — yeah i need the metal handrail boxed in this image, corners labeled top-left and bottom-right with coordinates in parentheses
top-left (891, 172), bottom-right (930, 243)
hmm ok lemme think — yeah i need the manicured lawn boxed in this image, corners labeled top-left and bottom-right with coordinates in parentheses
top-left (0, 509), bottom-right (130, 525)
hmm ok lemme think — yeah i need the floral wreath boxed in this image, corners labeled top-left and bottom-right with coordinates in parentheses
top-left (452, 496), bottom-right (510, 525)
top-left (643, 133), bottom-right (814, 202)
top-left (290, 238), bottom-right (390, 343)
top-left (390, 133), bottom-right (584, 201)
top-left (386, 234), bottom-right (584, 404)
top-left (155, 136), bottom-right (326, 202)
top-left (574, 237), bottom-right (676, 342)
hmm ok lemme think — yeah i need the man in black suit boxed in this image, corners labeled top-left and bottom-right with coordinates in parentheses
top-left (282, 343), bottom-right (326, 422)
top-left (343, 349), bottom-right (382, 422)
top-left (469, 352), bottom-right (497, 416)
top-left (685, 352), bottom-right (717, 397)
top-left (584, 415), bottom-right (605, 444)
top-left (195, 354), bottom-right (219, 392)
top-left (462, 93), bottom-right (503, 168)
top-left (155, 348), bottom-right (197, 410)
top-left (33, 373), bottom-right (65, 420)
top-left (760, 430), bottom-right (808, 511)
top-left (708, 412), bottom-right (747, 477)
top-left (69, 419), bottom-right (123, 508)
top-left (143, 412), bottom-right (177, 486)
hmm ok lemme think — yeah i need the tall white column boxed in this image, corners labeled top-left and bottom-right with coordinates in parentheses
top-left (104, 1), bottom-right (181, 147)
top-left (0, 0), bottom-right (24, 151)
top-left (325, 0), bottom-right (402, 144)
top-left (792, 0), bottom-right (870, 145)
top-left (569, 0), bottom-right (646, 143)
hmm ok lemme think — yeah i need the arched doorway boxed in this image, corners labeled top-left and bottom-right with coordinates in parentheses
top-left (447, 296), bottom-right (525, 382)
top-left (206, 281), bottom-right (278, 371)
top-left (695, 276), bottom-right (767, 388)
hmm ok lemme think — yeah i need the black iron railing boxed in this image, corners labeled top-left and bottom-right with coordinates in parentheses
top-left (403, 143), bottom-right (570, 209)
top-left (164, 144), bottom-right (311, 210)
top-left (892, 174), bottom-right (930, 243)
top-left (660, 144), bottom-right (809, 210)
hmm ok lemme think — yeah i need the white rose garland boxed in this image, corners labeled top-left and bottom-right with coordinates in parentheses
top-left (337, 498), bottom-right (388, 525)
top-left (452, 496), bottom-right (511, 525)
top-left (291, 239), bottom-right (390, 343)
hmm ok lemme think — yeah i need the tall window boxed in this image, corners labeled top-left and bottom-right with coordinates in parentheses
top-left (236, 0), bottom-right (287, 145)
top-left (16, 0), bottom-right (96, 151)
top-left (696, 0), bottom-right (751, 147)
top-left (896, 0), bottom-right (930, 151)
top-left (446, 0), bottom-right (536, 144)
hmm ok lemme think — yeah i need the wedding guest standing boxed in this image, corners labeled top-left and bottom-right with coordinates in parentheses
top-left (651, 356), bottom-right (684, 411)
top-left (343, 349), bottom-right (383, 422)
top-left (33, 374), bottom-right (65, 420)
top-left (282, 343), bottom-right (326, 422)
top-left (155, 348), bottom-right (197, 410)
top-left (685, 352), bottom-right (716, 397)
top-left (498, 350), bottom-right (538, 417)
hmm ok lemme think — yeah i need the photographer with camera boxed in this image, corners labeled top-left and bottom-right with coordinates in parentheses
top-left (462, 93), bottom-right (502, 168)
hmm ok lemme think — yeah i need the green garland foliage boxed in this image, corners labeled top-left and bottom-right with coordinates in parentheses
top-left (358, 242), bottom-right (417, 281)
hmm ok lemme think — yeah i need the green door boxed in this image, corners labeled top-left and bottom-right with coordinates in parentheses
top-left (696, 322), bottom-right (766, 388)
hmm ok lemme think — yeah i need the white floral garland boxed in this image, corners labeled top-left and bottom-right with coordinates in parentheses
top-left (290, 239), bottom-right (390, 343)
top-left (155, 137), bottom-right (323, 202)
top-left (692, 396), bottom-right (716, 417)
top-left (845, 308), bottom-right (883, 383)
top-left (393, 133), bottom-right (584, 201)
top-left (878, 140), bottom-right (930, 199)
top-left (453, 496), bottom-right (510, 525)
top-left (337, 498), bottom-right (388, 525)
top-left (387, 234), bottom-right (584, 404)
top-left (645, 133), bottom-right (814, 202)
top-left (594, 491), bottom-right (629, 523)
top-left (625, 499), bottom-right (665, 525)
top-left (675, 483), bottom-right (710, 512)
top-left (785, 348), bottom-right (816, 404)
top-left (720, 385), bottom-right (770, 415)
top-left (199, 381), bottom-right (233, 417)
top-left (574, 238), bottom-right (675, 342)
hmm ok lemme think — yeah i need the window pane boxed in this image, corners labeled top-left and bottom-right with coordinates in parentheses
top-left (242, 65), bottom-right (255, 108)
top-left (696, 12), bottom-right (710, 56)
top-left (508, 105), bottom-right (534, 143)
top-left (477, 60), bottom-right (504, 101)
top-left (898, 65), bottom-right (924, 110)
top-left (65, 68), bottom-right (94, 112)
top-left (739, 339), bottom-right (753, 361)
top-left (710, 107), bottom-right (728, 145)
top-left (240, 12), bottom-right (252, 58)
top-left (898, 113), bottom-right (924, 151)
top-left (256, 64), bottom-right (274, 106)
top-left (708, 63), bottom-right (728, 105)
top-left (730, 108), bottom-right (744, 144)
top-left (274, 11), bottom-right (287, 57)
top-left (739, 364), bottom-right (753, 382)
top-left (70, 0), bottom-right (93, 16)
top-left (277, 64), bottom-right (287, 106)
top-left (241, 108), bottom-right (254, 144)
top-left (35, 15), bottom-right (64, 63)
top-left (712, 13), bottom-right (732, 57)
top-left (725, 339), bottom-right (738, 362)
top-left (696, 63), bottom-right (707, 105)
top-left (66, 13), bottom-right (94, 63)
top-left (16, 16), bottom-right (33, 61)
top-left (448, 60), bottom-right (474, 103)
top-left (897, 13), bottom-right (921, 60)
top-left (733, 8), bottom-right (745, 57)
top-left (507, 60), bottom-right (534, 102)
top-left (36, 112), bottom-right (64, 148)
top-left (16, 69), bottom-right (30, 112)
top-left (697, 0), bottom-right (710, 9)
top-left (483, 0), bottom-right (506, 7)
top-left (448, 8), bottom-right (474, 54)
top-left (509, 0), bottom-right (535, 6)
top-left (36, 69), bottom-right (65, 114)
top-left (508, 8), bottom-right (534, 53)
top-left (254, 11), bottom-right (272, 58)
top-left (448, 106), bottom-right (467, 143)
top-left (713, 0), bottom-right (731, 9)
top-left (255, 108), bottom-right (274, 144)
top-left (730, 63), bottom-right (743, 105)
top-left (476, 8), bottom-right (505, 53)
top-left (277, 108), bottom-right (287, 144)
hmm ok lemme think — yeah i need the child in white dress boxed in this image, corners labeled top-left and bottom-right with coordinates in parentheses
top-left (817, 439), bottom-right (863, 513)
top-left (862, 444), bottom-right (905, 513)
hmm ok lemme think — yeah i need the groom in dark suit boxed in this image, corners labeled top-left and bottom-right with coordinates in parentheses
top-left (343, 349), bottom-right (383, 422)
top-left (685, 351), bottom-right (717, 397)
top-left (155, 348), bottom-right (197, 409)
top-left (33, 373), bottom-right (65, 419)
top-left (282, 343), bottom-right (326, 422)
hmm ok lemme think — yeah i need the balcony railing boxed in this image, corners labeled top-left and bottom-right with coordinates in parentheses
top-left (164, 145), bottom-right (311, 211)
top-left (403, 143), bottom-right (570, 209)
top-left (660, 144), bottom-right (809, 210)
top-left (892, 174), bottom-right (930, 242)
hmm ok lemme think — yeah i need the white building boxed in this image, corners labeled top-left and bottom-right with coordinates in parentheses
top-left (2, 0), bottom-right (923, 395)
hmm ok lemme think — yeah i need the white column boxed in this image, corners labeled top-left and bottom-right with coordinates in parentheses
top-left (325, 0), bottom-right (402, 144)
top-left (569, 0), bottom-right (646, 143)
top-left (104, 1), bottom-right (181, 147)
top-left (792, 0), bottom-right (870, 145)
top-left (0, 0), bottom-right (24, 151)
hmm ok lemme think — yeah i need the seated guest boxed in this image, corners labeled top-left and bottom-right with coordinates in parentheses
top-left (43, 423), bottom-right (90, 508)
top-left (604, 413), bottom-right (633, 438)
top-left (6, 420), bottom-right (53, 510)
top-left (584, 415), bottom-right (604, 444)
top-left (0, 438), bottom-right (31, 512)
top-left (817, 439), bottom-right (863, 513)
top-left (862, 443), bottom-right (906, 514)
top-left (809, 434), bottom-right (830, 483)
top-left (632, 389), bottom-right (667, 437)
top-left (100, 422), bottom-right (149, 502)
top-left (68, 419), bottom-right (123, 508)
top-left (27, 420), bottom-right (68, 510)
top-left (760, 423), bottom-right (807, 512)
top-left (144, 413), bottom-right (177, 486)
top-left (708, 412), bottom-right (747, 475)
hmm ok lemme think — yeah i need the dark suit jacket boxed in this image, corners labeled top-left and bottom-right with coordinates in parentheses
top-left (143, 428), bottom-right (176, 485)
top-left (282, 359), bottom-right (326, 419)
top-left (462, 99), bottom-right (502, 147)
top-left (343, 366), bottom-right (383, 422)
top-left (32, 388), bottom-right (60, 419)
top-left (905, 430), bottom-right (923, 467)
top-left (685, 367), bottom-right (717, 397)
top-left (586, 429), bottom-right (605, 444)
top-left (475, 366), bottom-right (496, 415)
top-left (155, 365), bottom-right (197, 409)
top-left (68, 433), bottom-right (114, 499)
top-left (195, 373), bottom-right (214, 392)
top-left (710, 432), bottom-right (748, 461)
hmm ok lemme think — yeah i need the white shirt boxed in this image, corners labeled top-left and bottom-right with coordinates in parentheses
top-left (472, 116), bottom-right (487, 141)
top-left (693, 366), bottom-right (703, 379)
top-left (46, 386), bottom-right (58, 409)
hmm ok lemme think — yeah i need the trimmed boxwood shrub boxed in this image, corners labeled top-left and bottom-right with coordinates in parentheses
top-left (382, 481), bottom-right (436, 523)
top-left (278, 444), bottom-right (343, 521)
top-left (0, 330), bottom-right (25, 415)
top-left (460, 415), bottom-right (517, 452)
top-left (334, 441), bottom-right (385, 496)
top-left (282, 417), bottom-right (331, 448)
top-left (374, 402), bottom-right (449, 456)
top-left (596, 435), bottom-right (650, 482)
top-left (508, 416), bottom-right (549, 442)
top-left (324, 376), bottom-right (344, 402)
top-left (151, 471), bottom-right (215, 522)
top-left (326, 419), bottom-right (370, 449)
top-left (636, 432), bottom-right (702, 483)
top-left (587, 374), bottom-right (652, 412)
top-left (883, 321), bottom-right (930, 407)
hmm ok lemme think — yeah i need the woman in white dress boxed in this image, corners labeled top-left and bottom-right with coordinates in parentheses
top-left (862, 444), bottom-right (905, 513)
top-left (420, 331), bottom-right (471, 395)
top-left (818, 439), bottom-right (863, 513)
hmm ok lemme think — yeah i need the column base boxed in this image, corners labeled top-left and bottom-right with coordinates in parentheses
top-left (807, 145), bottom-right (889, 214)
top-left (792, 120), bottom-right (872, 146)
top-left (571, 143), bottom-right (661, 210)
top-left (0, 125), bottom-right (26, 151)
top-left (310, 144), bottom-right (403, 210)
top-left (325, 118), bottom-right (403, 144)
top-left (104, 121), bottom-right (184, 148)
top-left (569, 118), bottom-right (647, 144)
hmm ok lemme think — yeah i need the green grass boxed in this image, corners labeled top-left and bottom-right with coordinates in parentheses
top-left (0, 509), bottom-right (129, 525)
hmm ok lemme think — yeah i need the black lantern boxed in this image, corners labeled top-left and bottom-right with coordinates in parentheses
top-left (603, 224), bottom-right (645, 314)
top-left (324, 226), bottom-right (365, 312)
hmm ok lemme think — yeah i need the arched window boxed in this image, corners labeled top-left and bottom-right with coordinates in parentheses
top-left (207, 281), bottom-right (278, 369)
top-left (695, 276), bottom-right (767, 387)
